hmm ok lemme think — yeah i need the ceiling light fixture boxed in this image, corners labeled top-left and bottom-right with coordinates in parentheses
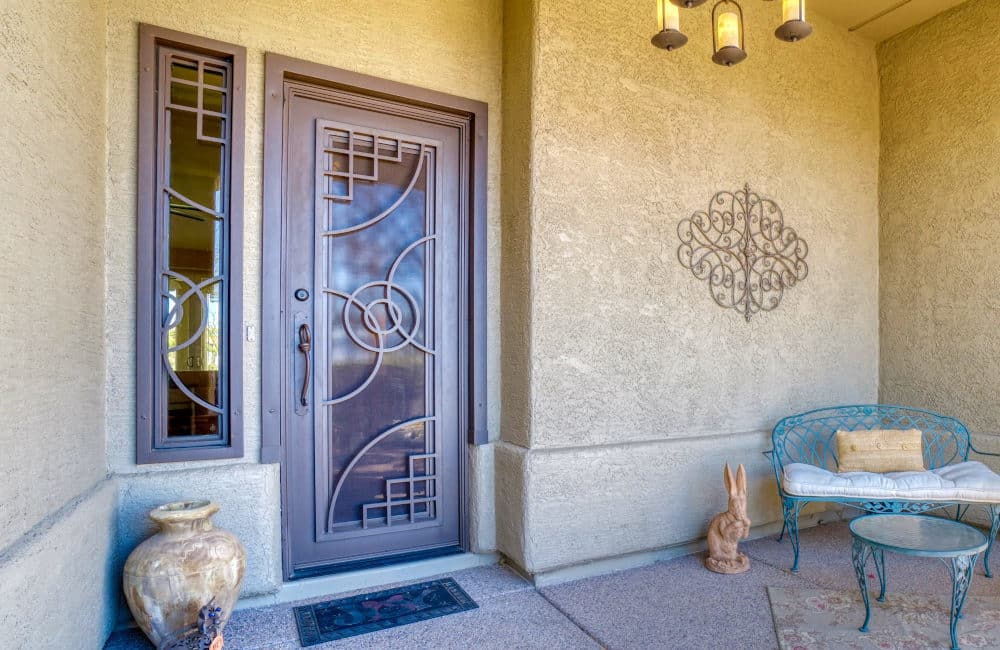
top-left (712, 0), bottom-right (747, 66)
top-left (652, 1), bottom-right (688, 50)
top-left (775, 0), bottom-right (812, 41)
top-left (652, 0), bottom-right (812, 66)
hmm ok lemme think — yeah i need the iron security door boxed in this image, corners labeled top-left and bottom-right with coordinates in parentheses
top-left (281, 79), bottom-right (465, 578)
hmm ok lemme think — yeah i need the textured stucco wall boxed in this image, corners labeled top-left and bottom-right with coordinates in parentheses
top-left (104, 0), bottom-right (503, 593)
top-left (0, 482), bottom-right (117, 649)
top-left (498, 0), bottom-right (881, 574)
top-left (0, 0), bottom-right (108, 551)
top-left (115, 464), bottom-right (281, 606)
top-left (496, 0), bottom-right (537, 563)
top-left (500, 0), bottom-right (536, 450)
top-left (879, 0), bottom-right (1000, 434)
top-left (519, 433), bottom-right (780, 569)
top-left (0, 0), bottom-right (117, 647)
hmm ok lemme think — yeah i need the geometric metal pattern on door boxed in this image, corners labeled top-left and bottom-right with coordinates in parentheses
top-left (263, 55), bottom-right (487, 580)
top-left (315, 123), bottom-right (442, 538)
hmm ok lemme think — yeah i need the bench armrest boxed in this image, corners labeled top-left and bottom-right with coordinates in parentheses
top-left (763, 449), bottom-right (785, 494)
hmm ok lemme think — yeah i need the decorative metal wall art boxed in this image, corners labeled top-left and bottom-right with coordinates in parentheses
top-left (677, 183), bottom-right (808, 322)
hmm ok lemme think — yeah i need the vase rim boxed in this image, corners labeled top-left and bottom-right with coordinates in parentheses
top-left (149, 500), bottom-right (219, 524)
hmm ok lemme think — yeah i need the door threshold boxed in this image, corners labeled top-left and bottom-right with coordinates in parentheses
top-left (289, 545), bottom-right (465, 580)
top-left (236, 551), bottom-right (498, 611)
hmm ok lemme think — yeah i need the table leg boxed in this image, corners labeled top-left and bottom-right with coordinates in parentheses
top-left (873, 548), bottom-right (887, 602)
top-left (947, 553), bottom-right (977, 650)
top-left (852, 536), bottom-right (872, 633)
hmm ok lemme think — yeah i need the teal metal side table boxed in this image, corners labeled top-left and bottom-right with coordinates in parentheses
top-left (850, 514), bottom-right (988, 650)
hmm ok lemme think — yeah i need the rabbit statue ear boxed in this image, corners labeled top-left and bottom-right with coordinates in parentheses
top-left (724, 463), bottom-right (735, 493)
top-left (736, 464), bottom-right (747, 494)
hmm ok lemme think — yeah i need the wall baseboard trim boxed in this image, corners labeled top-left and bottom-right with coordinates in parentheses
top-left (520, 511), bottom-right (839, 588)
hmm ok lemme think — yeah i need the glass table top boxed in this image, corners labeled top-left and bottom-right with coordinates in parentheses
top-left (850, 514), bottom-right (988, 557)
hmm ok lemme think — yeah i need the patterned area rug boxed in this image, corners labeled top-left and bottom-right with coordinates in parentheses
top-left (768, 586), bottom-right (1000, 649)
top-left (293, 578), bottom-right (478, 646)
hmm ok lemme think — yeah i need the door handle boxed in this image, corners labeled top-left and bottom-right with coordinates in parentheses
top-left (298, 323), bottom-right (312, 407)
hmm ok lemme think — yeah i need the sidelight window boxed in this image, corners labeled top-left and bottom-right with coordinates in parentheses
top-left (136, 25), bottom-right (246, 463)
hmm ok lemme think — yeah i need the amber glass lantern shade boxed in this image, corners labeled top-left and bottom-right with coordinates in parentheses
top-left (775, 0), bottom-right (813, 42)
top-left (652, 0), bottom-right (689, 51)
top-left (711, 0), bottom-right (747, 67)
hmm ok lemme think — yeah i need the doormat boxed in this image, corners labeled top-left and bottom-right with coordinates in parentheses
top-left (293, 578), bottom-right (478, 646)
top-left (768, 586), bottom-right (1000, 649)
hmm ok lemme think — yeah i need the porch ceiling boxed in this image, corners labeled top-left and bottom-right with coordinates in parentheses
top-left (813, 0), bottom-right (969, 42)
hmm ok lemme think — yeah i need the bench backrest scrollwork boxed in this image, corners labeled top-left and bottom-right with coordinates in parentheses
top-left (770, 405), bottom-right (971, 474)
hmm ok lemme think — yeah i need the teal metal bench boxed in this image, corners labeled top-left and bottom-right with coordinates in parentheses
top-left (766, 405), bottom-right (1000, 575)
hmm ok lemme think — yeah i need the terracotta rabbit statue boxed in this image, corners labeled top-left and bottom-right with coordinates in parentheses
top-left (705, 463), bottom-right (751, 574)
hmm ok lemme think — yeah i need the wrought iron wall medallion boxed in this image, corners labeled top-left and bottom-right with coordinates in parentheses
top-left (677, 183), bottom-right (808, 322)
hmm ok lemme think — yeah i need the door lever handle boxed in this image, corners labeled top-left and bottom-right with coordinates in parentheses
top-left (298, 323), bottom-right (312, 407)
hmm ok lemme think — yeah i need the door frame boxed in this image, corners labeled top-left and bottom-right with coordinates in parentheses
top-left (261, 54), bottom-right (487, 580)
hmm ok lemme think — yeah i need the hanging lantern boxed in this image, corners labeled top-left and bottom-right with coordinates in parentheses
top-left (652, 0), bottom-right (689, 51)
top-left (775, 0), bottom-right (812, 42)
top-left (652, 0), bottom-right (817, 66)
top-left (711, 0), bottom-right (747, 67)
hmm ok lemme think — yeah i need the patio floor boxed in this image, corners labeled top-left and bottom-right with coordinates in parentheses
top-left (105, 519), bottom-right (1000, 649)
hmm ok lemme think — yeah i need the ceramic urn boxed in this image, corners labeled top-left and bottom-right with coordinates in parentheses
top-left (123, 500), bottom-right (246, 647)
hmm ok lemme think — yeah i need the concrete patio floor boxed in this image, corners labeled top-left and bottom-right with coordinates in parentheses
top-left (105, 518), bottom-right (1000, 649)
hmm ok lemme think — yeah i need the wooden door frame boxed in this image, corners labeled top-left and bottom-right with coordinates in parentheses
top-left (261, 53), bottom-right (488, 579)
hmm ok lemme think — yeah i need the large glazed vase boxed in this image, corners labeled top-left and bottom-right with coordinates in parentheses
top-left (123, 500), bottom-right (246, 647)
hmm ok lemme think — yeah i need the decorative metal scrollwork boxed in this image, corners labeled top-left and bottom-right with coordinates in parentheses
top-left (317, 121), bottom-right (441, 533)
top-left (326, 416), bottom-right (440, 531)
top-left (362, 449), bottom-right (438, 529)
top-left (677, 183), bottom-right (808, 322)
top-left (320, 235), bottom-right (436, 407)
top-left (157, 52), bottom-right (233, 434)
top-left (162, 271), bottom-right (224, 413)
top-left (317, 123), bottom-right (437, 408)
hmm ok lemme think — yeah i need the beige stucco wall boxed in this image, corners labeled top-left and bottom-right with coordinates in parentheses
top-left (879, 0), bottom-right (1000, 435)
top-left (103, 0), bottom-right (504, 595)
top-left (0, 482), bottom-right (118, 649)
top-left (0, 0), bottom-right (109, 550)
top-left (500, 0), bottom-right (536, 451)
top-left (498, 0), bottom-right (881, 574)
top-left (115, 464), bottom-right (281, 618)
top-left (496, 0), bottom-right (537, 561)
top-left (0, 0), bottom-right (117, 646)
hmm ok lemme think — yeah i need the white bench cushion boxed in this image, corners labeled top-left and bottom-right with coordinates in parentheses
top-left (782, 461), bottom-right (1000, 503)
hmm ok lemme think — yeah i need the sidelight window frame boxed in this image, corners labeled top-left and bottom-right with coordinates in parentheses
top-left (136, 24), bottom-right (246, 464)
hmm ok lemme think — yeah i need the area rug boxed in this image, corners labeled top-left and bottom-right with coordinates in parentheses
top-left (293, 578), bottom-right (478, 646)
top-left (768, 586), bottom-right (1000, 649)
